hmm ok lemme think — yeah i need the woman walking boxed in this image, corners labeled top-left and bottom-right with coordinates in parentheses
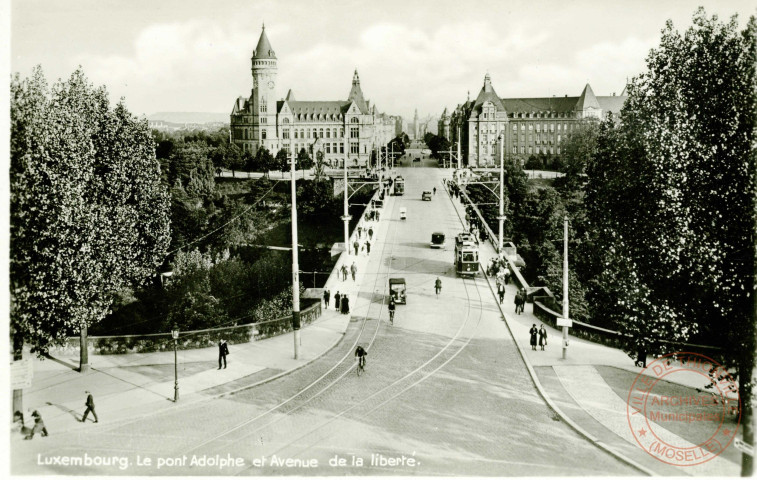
top-left (538, 324), bottom-right (548, 351)
top-left (529, 324), bottom-right (538, 351)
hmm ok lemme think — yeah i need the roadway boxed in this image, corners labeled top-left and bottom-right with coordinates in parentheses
top-left (11, 159), bottom-right (637, 476)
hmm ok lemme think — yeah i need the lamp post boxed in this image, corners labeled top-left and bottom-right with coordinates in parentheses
top-left (561, 216), bottom-right (571, 359)
top-left (171, 324), bottom-right (179, 402)
top-left (290, 148), bottom-right (301, 359)
top-left (342, 133), bottom-right (351, 255)
top-left (497, 134), bottom-right (506, 254)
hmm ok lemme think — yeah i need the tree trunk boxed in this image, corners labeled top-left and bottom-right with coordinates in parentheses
top-left (12, 329), bottom-right (23, 421)
top-left (79, 322), bottom-right (89, 373)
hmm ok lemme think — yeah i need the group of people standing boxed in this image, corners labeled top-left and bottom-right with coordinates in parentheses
top-left (529, 324), bottom-right (548, 351)
top-left (322, 289), bottom-right (351, 315)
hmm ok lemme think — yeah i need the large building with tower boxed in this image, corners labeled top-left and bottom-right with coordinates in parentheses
top-left (442, 73), bottom-right (627, 167)
top-left (230, 26), bottom-right (397, 167)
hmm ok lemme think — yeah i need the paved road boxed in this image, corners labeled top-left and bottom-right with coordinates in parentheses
top-left (12, 162), bottom-right (636, 476)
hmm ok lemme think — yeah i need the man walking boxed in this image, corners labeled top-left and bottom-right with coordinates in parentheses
top-left (323, 289), bottom-right (330, 308)
top-left (366, 240), bottom-right (371, 255)
top-left (341, 264), bottom-right (348, 281)
top-left (350, 262), bottom-right (357, 281)
top-left (358, 226), bottom-right (363, 238)
top-left (433, 187), bottom-right (436, 195)
top-left (218, 339), bottom-right (229, 369)
top-left (334, 292), bottom-right (341, 311)
top-left (434, 277), bottom-right (442, 298)
top-left (81, 391), bottom-right (98, 423)
top-left (368, 226), bottom-right (374, 240)
top-left (353, 240), bottom-right (359, 256)
top-left (497, 282), bottom-right (506, 304)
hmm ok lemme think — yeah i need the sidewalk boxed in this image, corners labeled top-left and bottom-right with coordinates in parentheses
top-left (444, 182), bottom-right (742, 476)
top-left (17, 190), bottom-right (391, 440)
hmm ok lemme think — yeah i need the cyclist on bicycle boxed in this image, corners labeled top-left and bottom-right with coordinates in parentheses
top-left (388, 297), bottom-right (396, 324)
top-left (355, 345), bottom-right (367, 369)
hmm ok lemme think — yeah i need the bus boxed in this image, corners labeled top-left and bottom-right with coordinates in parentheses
top-left (454, 232), bottom-right (479, 276)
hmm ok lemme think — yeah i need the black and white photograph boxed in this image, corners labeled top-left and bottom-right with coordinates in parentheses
top-left (5, 0), bottom-right (757, 476)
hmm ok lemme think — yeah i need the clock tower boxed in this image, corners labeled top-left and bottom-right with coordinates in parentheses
top-left (251, 24), bottom-right (278, 151)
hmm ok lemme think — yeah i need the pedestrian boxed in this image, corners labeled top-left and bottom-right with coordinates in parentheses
top-left (375, 210), bottom-right (380, 221)
top-left (323, 289), bottom-right (330, 308)
top-left (368, 226), bottom-right (374, 240)
top-left (341, 264), bottom-right (348, 281)
top-left (434, 277), bottom-right (442, 297)
top-left (81, 390), bottom-right (98, 423)
top-left (350, 262), bottom-right (357, 281)
top-left (218, 339), bottom-right (229, 369)
top-left (334, 291), bottom-right (341, 311)
top-left (635, 346), bottom-right (647, 368)
top-left (358, 226), bottom-right (363, 238)
top-left (514, 290), bottom-right (522, 314)
top-left (503, 268), bottom-right (511, 285)
top-left (529, 324), bottom-right (538, 351)
top-left (497, 282), bottom-right (505, 304)
top-left (433, 187), bottom-right (436, 195)
top-left (465, 213), bottom-right (470, 226)
top-left (539, 324), bottom-right (548, 351)
top-left (341, 294), bottom-right (350, 314)
top-left (24, 411), bottom-right (48, 440)
top-left (366, 240), bottom-right (371, 255)
top-left (353, 240), bottom-right (359, 256)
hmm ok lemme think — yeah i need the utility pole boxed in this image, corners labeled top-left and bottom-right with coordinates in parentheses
top-left (497, 135), bottom-right (506, 254)
top-left (457, 125), bottom-right (461, 169)
top-left (562, 216), bottom-right (570, 360)
top-left (290, 148), bottom-right (301, 359)
top-left (342, 134), bottom-right (351, 256)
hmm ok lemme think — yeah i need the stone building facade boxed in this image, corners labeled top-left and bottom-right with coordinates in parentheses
top-left (230, 26), bottom-right (397, 167)
top-left (443, 73), bottom-right (627, 167)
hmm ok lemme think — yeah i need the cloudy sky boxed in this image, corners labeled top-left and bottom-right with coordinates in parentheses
top-left (10, 0), bottom-right (756, 121)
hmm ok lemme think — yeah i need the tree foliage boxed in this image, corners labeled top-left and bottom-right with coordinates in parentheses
top-left (584, 10), bottom-right (756, 370)
top-left (10, 67), bottom-right (171, 354)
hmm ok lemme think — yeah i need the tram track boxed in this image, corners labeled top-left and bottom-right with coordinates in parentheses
top-left (178, 191), bottom-right (406, 456)
top-left (234, 274), bottom-right (487, 472)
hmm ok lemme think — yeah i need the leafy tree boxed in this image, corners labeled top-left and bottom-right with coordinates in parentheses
top-left (555, 120), bottom-right (599, 192)
top-left (297, 148), bottom-right (313, 171)
top-left (211, 142), bottom-right (243, 177)
top-left (168, 143), bottom-right (215, 199)
top-left (276, 148), bottom-right (290, 176)
top-left (10, 67), bottom-right (171, 357)
top-left (584, 11), bottom-right (756, 473)
top-left (256, 147), bottom-right (275, 178)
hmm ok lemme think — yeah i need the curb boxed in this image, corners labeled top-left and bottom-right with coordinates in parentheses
top-left (445, 177), bottom-right (656, 476)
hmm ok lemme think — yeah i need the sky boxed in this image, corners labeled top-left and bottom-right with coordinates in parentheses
top-left (9, 0), bottom-right (757, 121)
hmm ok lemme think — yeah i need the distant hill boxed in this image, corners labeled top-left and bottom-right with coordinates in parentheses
top-left (147, 112), bottom-right (229, 124)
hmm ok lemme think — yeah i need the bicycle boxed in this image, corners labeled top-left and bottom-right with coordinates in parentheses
top-left (356, 356), bottom-right (366, 376)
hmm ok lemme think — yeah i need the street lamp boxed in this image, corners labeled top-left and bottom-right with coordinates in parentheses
top-left (497, 134), bottom-right (506, 254)
top-left (171, 324), bottom-right (179, 402)
top-left (290, 148), bottom-right (301, 359)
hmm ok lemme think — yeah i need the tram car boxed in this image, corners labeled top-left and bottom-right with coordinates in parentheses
top-left (393, 176), bottom-right (405, 196)
top-left (454, 232), bottom-right (480, 276)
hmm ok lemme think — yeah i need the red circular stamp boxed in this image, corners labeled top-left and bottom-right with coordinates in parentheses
top-left (626, 352), bottom-right (740, 467)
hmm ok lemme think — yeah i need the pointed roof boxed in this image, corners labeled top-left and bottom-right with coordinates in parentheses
top-left (253, 24), bottom-right (276, 59)
top-left (347, 69), bottom-right (368, 113)
top-left (575, 83), bottom-right (600, 111)
top-left (285, 89), bottom-right (295, 101)
top-left (472, 73), bottom-right (506, 113)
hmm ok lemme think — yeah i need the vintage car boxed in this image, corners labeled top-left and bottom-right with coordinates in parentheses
top-left (430, 232), bottom-right (446, 248)
top-left (422, 191), bottom-right (432, 201)
top-left (389, 278), bottom-right (407, 304)
top-left (399, 207), bottom-right (407, 220)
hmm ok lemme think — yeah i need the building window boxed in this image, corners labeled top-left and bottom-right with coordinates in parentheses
top-left (512, 147), bottom-right (517, 154)
top-left (521, 124), bottom-right (525, 131)
top-left (306, 129), bottom-right (311, 139)
top-left (528, 124), bottom-right (533, 131)
top-left (261, 117), bottom-right (267, 124)
top-left (529, 134), bottom-right (532, 142)
top-left (340, 143), bottom-right (345, 154)
top-left (319, 128), bottom-right (324, 138)
top-left (262, 130), bottom-right (267, 140)
top-left (350, 126), bottom-right (359, 138)
top-left (283, 118), bottom-right (290, 124)
top-left (350, 142), bottom-right (359, 154)
top-left (340, 128), bottom-right (344, 138)
top-left (326, 129), bottom-right (331, 138)
top-left (520, 146), bottom-right (525, 154)
top-left (260, 99), bottom-right (267, 113)
top-left (528, 146), bottom-right (532, 154)
top-left (283, 129), bottom-right (290, 139)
